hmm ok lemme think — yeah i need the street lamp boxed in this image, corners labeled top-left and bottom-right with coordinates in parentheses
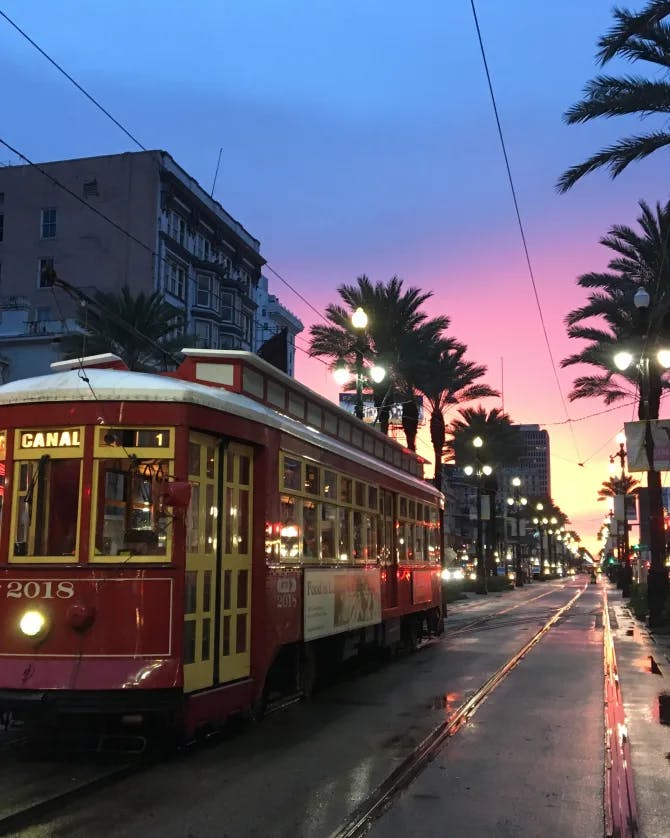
top-left (333, 307), bottom-right (386, 421)
top-left (463, 435), bottom-right (492, 595)
top-left (506, 476), bottom-right (528, 587)
top-left (531, 502), bottom-right (545, 579)
top-left (613, 287), bottom-right (670, 627)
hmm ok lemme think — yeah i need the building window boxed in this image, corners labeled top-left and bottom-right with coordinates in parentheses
top-left (194, 319), bottom-right (212, 347)
top-left (219, 331), bottom-right (238, 349)
top-left (167, 212), bottom-right (186, 247)
top-left (41, 208), bottom-right (57, 239)
top-left (0, 213), bottom-right (4, 242)
top-left (194, 233), bottom-right (211, 261)
top-left (241, 312), bottom-right (251, 344)
top-left (38, 258), bottom-right (55, 288)
top-left (164, 259), bottom-right (186, 300)
top-left (196, 274), bottom-right (217, 310)
top-left (221, 291), bottom-right (234, 322)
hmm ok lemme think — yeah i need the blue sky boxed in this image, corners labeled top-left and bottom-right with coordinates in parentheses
top-left (2, 0), bottom-right (667, 551)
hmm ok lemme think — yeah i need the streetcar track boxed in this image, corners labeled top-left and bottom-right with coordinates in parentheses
top-left (446, 586), bottom-right (566, 637)
top-left (329, 585), bottom-right (586, 838)
top-left (0, 760), bottom-right (139, 836)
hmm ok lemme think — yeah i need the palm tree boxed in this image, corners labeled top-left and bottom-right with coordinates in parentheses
top-left (446, 407), bottom-right (524, 585)
top-left (308, 275), bottom-right (448, 436)
top-left (557, 0), bottom-right (670, 192)
top-left (562, 199), bottom-right (670, 620)
top-left (597, 474), bottom-right (640, 502)
top-left (445, 406), bottom-right (524, 469)
top-left (58, 285), bottom-right (189, 371)
top-left (561, 199), bottom-right (670, 409)
top-left (409, 339), bottom-right (498, 486)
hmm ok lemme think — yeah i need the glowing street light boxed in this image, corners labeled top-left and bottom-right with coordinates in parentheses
top-left (333, 308), bottom-right (386, 421)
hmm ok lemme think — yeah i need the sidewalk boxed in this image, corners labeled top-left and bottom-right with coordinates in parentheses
top-left (608, 584), bottom-right (670, 838)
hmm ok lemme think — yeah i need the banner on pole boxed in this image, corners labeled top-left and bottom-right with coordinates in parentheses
top-left (624, 421), bottom-right (670, 471)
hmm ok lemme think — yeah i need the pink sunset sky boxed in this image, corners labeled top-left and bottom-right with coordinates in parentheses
top-left (3, 0), bottom-right (667, 555)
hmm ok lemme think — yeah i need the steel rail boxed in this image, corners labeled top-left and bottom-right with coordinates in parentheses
top-left (329, 585), bottom-right (585, 838)
top-left (0, 760), bottom-right (140, 836)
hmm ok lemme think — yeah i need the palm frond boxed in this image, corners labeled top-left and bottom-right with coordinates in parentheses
top-left (556, 131), bottom-right (670, 192)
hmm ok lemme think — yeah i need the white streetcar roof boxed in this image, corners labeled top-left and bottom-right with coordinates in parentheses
top-left (0, 367), bottom-right (441, 499)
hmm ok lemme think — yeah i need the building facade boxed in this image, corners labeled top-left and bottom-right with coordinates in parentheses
top-left (499, 424), bottom-right (551, 502)
top-left (0, 151), bottom-right (303, 381)
top-left (252, 275), bottom-right (302, 377)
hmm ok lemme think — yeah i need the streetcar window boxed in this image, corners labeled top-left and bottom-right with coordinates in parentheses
top-left (323, 470), bottom-right (336, 498)
top-left (187, 483), bottom-right (200, 552)
top-left (238, 455), bottom-right (250, 486)
top-left (353, 510), bottom-right (364, 561)
top-left (305, 463), bottom-right (320, 495)
top-left (12, 457), bottom-right (80, 558)
top-left (279, 494), bottom-right (299, 560)
top-left (303, 501), bottom-right (317, 559)
top-left (94, 459), bottom-right (168, 557)
top-left (415, 521), bottom-right (425, 562)
top-left (321, 503), bottom-right (336, 559)
top-left (237, 487), bottom-right (249, 552)
top-left (338, 420), bottom-right (351, 443)
top-left (338, 508), bottom-right (351, 561)
top-left (188, 443), bottom-right (201, 476)
top-left (354, 510), bottom-right (374, 562)
top-left (205, 483), bottom-right (215, 554)
top-left (355, 481), bottom-right (366, 507)
top-left (282, 457), bottom-right (301, 491)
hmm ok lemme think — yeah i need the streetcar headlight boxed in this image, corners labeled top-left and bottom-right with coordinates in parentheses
top-left (19, 610), bottom-right (47, 637)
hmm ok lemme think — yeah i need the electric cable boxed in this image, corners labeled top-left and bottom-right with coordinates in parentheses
top-left (468, 0), bottom-right (581, 464)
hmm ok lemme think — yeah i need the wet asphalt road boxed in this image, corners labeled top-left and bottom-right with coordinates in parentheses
top-left (6, 578), bottom-right (605, 838)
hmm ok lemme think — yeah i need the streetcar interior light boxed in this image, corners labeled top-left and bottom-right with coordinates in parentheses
top-left (19, 610), bottom-right (46, 637)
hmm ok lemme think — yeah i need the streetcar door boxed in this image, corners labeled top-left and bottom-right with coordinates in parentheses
top-left (183, 434), bottom-right (218, 693)
top-left (218, 442), bottom-right (252, 683)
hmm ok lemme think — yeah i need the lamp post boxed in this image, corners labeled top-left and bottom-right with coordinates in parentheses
top-left (614, 287), bottom-right (670, 627)
top-left (609, 432), bottom-right (632, 596)
top-left (333, 307), bottom-right (385, 422)
top-left (464, 436), bottom-right (492, 595)
top-left (532, 502), bottom-right (545, 579)
top-left (506, 476), bottom-right (527, 587)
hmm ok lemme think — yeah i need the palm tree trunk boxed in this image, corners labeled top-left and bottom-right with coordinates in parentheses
top-left (429, 409), bottom-right (445, 489)
top-left (401, 391), bottom-right (419, 452)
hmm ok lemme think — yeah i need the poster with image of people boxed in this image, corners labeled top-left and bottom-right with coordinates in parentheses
top-left (304, 569), bottom-right (381, 641)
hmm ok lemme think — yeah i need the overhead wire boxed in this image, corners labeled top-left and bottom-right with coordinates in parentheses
top-left (0, 9), bottom-right (147, 153)
top-left (468, 0), bottom-right (582, 465)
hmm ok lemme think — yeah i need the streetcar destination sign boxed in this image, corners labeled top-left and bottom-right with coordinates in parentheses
top-left (20, 429), bottom-right (81, 449)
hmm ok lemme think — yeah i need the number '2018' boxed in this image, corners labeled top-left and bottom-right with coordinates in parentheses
top-left (5, 581), bottom-right (75, 599)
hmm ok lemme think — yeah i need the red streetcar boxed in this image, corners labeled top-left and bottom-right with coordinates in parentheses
top-left (0, 350), bottom-right (443, 740)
